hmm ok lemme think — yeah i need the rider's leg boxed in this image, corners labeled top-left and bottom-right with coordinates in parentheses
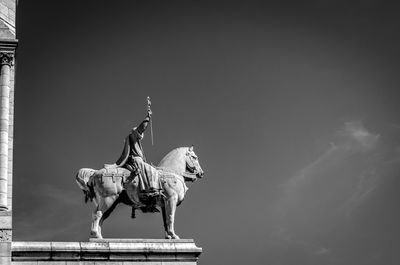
top-left (132, 157), bottom-right (148, 191)
top-left (147, 166), bottom-right (160, 191)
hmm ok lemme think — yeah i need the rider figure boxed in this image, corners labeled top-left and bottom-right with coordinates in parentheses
top-left (115, 109), bottom-right (159, 195)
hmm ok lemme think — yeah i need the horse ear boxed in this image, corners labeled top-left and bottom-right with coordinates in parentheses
top-left (189, 145), bottom-right (194, 151)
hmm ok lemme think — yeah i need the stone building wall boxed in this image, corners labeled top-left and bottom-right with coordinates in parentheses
top-left (0, 0), bottom-right (15, 211)
top-left (0, 0), bottom-right (16, 35)
top-left (0, 0), bottom-right (16, 264)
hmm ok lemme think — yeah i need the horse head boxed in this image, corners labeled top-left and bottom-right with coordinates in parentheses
top-left (158, 146), bottom-right (204, 181)
top-left (184, 145), bottom-right (204, 181)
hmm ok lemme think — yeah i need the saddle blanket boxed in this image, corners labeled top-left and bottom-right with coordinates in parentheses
top-left (98, 167), bottom-right (131, 178)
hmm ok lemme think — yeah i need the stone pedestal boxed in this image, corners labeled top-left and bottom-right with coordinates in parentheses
top-left (11, 239), bottom-right (202, 264)
top-left (0, 210), bottom-right (11, 264)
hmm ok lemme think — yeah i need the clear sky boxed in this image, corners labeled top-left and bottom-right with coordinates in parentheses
top-left (13, 1), bottom-right (400, 264)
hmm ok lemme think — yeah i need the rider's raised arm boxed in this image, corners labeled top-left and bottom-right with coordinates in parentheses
top-left (137, 111), bottom-right (151, 134)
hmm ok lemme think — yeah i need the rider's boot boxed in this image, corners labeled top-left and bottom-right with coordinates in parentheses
top-left (147, 187), bottom-right (161, 197)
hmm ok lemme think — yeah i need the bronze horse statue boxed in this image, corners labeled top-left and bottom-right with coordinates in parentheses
top-left (76, 146), bottom-right (204, 239)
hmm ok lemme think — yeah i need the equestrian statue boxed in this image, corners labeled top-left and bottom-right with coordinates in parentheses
top-left (75, 97), bottom-right (204, 239)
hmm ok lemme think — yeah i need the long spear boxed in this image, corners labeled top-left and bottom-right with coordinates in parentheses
top-left (147, 96), bottom-right (154, 146)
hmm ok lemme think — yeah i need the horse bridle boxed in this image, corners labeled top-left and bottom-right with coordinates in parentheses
top-left (185, 152), bottom-right (200, 181)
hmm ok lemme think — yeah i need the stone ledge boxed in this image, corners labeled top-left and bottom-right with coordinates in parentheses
top-left (0, 211), bottom-right (11, 229)
top-left (0, 39), bottom-right (17, 51)
top-left (90, 238), bottom-right (195, 243)
top-left (12, 240), bottom-right (202, 262)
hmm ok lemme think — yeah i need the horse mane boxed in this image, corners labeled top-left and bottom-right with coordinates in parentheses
top-left (157, 147), bottom-right (188, 169)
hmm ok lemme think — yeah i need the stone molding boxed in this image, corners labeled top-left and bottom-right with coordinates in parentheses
top-left (0, 39), bottom-right (17, 67)
top-left (0, 52), bottom-right (13, 66)
top-left (12, 239), bottom-right (202, 262)
top-left (0, 228), bottom-right (11, 242)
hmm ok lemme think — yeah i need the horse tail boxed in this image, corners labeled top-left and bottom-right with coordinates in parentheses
top-left (76, 168), bottom-right (97, 203)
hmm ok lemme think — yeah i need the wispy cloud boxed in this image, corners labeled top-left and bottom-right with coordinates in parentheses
top-left (38, 183), bottom-right (83, 206)
top-left (14, 183), bottom-right (88, 241)
top-left (282, 120), bottom-right (380, 208)
top-left (270, 120), bottom-right (382, 259)
top-left (341, 168), bottom-right (379, 216)
top-left (338, 121), bottom-right (379, 152)
top-left (283, 142), bottom-right (341, 200)
top-left (270, 227), bottom-right (331, 257)
top-left (15, 217), bottom-right (87, 241)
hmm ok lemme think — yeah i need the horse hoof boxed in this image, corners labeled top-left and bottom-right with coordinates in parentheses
top-left (90, 231), bottom-right (103, 239)
top-left (168, 234), bottom-right (180, 239)
top-left (165, 235), bottom-right (172, 239)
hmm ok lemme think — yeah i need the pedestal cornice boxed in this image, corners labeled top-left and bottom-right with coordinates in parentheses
top-left (12, 239), bottom-right (202, 262)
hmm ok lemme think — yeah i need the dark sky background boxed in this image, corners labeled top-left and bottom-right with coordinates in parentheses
top-left (12, 1), bottom-right (400, 264)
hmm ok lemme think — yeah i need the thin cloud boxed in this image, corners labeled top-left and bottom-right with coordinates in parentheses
top-left (14, 216), bottom-right (86, 241)
top-left (13, 183), bottom-right (87, 241)
top-left (384, 145), bottom-right (400, 164)
top-left (270, 227), bottom-right (331, 257)
top-left (284, 143), bottom-right (339, 187)
top-left (281, 121), bottom-right (380, 211)
top-left (341, 168), bottom-right (379, 216)
top-left (271, 121), bottom-right (381, 259)
top-left (338, 121), bottom-right (379, 152)
top-left (37, 184), bottom-right (82, 206)
top-left (314, 247), bottom-right (331, 256)
top-left (283, 121), bottom-right (379, 200)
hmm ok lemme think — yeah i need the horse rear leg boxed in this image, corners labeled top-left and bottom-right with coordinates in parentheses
top-left (99, 195), bottom-right (121, 227)
top-left (90, 208), bottom-right (103, 238)
top-left (90, 195), bottom-right (118, 239)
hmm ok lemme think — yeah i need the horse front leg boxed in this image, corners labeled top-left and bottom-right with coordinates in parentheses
top-left (164, 194), bottom-right (179, 239)
top-left (161, 199), bottom-right (169, 239)
top-left (90, 207), bottom-right (103, 239)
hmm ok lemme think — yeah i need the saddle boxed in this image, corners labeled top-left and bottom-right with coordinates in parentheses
top-left (101, 164), bottom-right (162, 216)
top-left (97, 166), bottom-right (133, 185)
